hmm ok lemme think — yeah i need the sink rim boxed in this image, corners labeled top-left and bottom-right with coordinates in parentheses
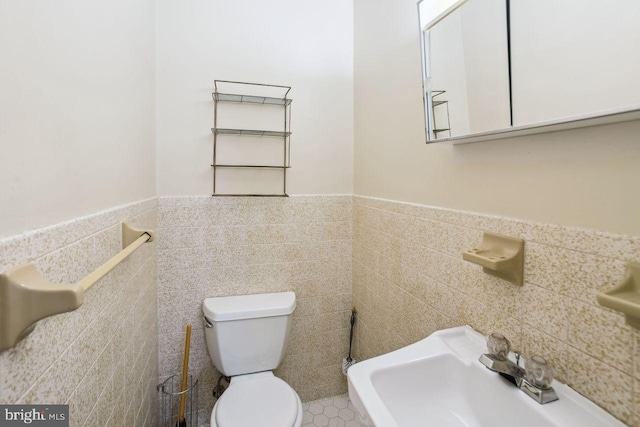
top-left (347, 325), bottom-right (626, 427)
top-left (348, 326), bottom-right (479, 427)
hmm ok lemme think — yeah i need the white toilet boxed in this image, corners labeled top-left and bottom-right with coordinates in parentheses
top-left (202, 291), bottom-right (302, 427)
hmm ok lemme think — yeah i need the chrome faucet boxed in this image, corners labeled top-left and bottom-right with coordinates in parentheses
top-left (479, 334), bottom-right (559, 404)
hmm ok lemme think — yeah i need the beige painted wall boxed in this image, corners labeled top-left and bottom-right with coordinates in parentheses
top-left (0, 1), bottom-right (156, 239)
top-left (155, 0), bottom-right (354, 197)
top-left (354, 0), bottom-right (640, 236)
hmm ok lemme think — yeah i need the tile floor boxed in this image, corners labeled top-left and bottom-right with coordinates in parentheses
top-left (302, 395), bottom-right (364, 427)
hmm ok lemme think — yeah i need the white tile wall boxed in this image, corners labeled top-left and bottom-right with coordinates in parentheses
top-left (0, 198), bottom-right (159, 427)
top-left (352, 195), bottom-right (640, 426)
top-left (157, 195), bottom-right (353, 423)
top-left (3, 193), bottom-right (638, 427)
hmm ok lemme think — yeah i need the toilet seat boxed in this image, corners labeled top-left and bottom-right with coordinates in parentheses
top-left (214, 375), bottom-right (300, 427)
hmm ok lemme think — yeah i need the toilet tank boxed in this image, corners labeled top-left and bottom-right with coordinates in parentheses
top-left (202, 292), bottom-right (296, 377)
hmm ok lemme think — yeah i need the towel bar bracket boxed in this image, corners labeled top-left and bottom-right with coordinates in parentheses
top-left (122, 220), bottom-right (155, 248)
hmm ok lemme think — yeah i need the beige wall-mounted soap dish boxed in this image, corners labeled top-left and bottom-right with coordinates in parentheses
top-left (597, 262), bottom-right (640, 330)
top-left (462, 232), bottom-right (524, 285)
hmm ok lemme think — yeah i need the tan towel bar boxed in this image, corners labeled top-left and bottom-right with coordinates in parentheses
top-left (0, 221), bottom-right (155, 352)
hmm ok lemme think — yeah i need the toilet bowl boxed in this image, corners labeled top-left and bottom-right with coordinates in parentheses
top-left (210, 372), bottom-right (302, 427)
top-left (203, 292), bottom-right (301, 427)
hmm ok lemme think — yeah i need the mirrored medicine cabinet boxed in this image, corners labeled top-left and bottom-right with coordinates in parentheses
top-left (418, 0), bottom-right (640, 144)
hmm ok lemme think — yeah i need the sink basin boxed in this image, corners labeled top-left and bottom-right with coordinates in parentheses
top-left (348, 326), bottom-right (625, 427)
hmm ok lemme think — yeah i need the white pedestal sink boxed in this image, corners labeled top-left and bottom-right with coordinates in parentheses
top-left (347, 326), bottom-right (625, 427)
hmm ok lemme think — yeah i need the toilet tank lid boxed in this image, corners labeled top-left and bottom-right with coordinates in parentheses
top-left (203, 291), bottom-right (296, 322)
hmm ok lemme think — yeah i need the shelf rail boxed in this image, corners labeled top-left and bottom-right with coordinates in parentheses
top-left (0, 220), bottom-right (155, 352)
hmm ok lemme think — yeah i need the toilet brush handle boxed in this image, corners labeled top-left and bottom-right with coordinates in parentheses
top-left (348, 308), bottom-right (356, 359)
top-left (178, 324), bottom-right (192, 426)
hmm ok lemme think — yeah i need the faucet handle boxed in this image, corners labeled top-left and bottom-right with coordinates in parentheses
top-left (525, 355), bottom-right (555, 389)
top-left (487, 332), bottom-right (511, 360)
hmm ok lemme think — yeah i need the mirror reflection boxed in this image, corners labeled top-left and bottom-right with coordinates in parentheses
top-left (419, 0), bottom-right (640, 143)
top-left (420, 0), bottom-right (510, 140)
